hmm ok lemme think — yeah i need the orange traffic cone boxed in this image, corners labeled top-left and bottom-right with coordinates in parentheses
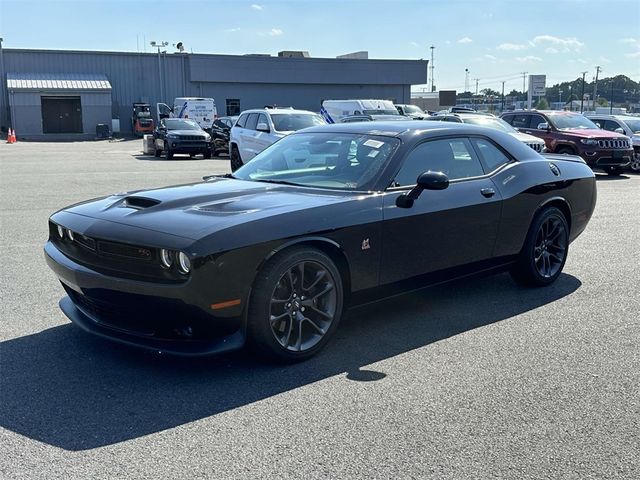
top-left (11, 128), bottom-right (17, 143)
top-left (6, 128), bottom-right (12, 143)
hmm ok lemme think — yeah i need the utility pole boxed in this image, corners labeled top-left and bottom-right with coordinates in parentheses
top-left (521, 72), bottom-right (528, 104)
top-left (464, 68), bottom-right (470, 93)
top-left (610, 81), bottom-right (614, 114)
top-left (429, 45), bottom-right (435, 92)
top-left (501, 81), bottom-right (505, 112)
top-left (580, 71), bottom-right (587, 113)
top-left (150, 41), bottom-right (169, 102)
top-left (559, 89), bottom-right (563, 109)
top-left (593, 65), bottom-right (601, 112)
top-left (474, 78), bottom-right (479, 95)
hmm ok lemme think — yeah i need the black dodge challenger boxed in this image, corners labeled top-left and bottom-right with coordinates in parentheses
top-left (45, 122), bottom-right (596, 361)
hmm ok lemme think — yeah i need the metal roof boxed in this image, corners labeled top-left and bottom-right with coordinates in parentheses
top-left (7, 73), bottom-right (112, 91)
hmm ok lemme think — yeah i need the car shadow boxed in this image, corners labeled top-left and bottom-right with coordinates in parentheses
top-left (0, 272), bottom-right (581, 451)
top-left (594, 173), bottom-right (630, 181)
top-left (132, 155), bottom-right (224, 162)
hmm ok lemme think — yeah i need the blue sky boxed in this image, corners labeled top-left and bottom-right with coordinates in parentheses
top-left (1, 0), bottom-right (639, 93)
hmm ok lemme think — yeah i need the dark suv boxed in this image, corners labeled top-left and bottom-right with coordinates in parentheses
top-left (501, 110), bottom-right (633, 175)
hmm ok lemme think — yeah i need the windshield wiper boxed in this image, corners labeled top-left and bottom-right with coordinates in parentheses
top-left (203, 173), bottom-right (236, 181)
top-left (252, 178), bottom-right (301, 186)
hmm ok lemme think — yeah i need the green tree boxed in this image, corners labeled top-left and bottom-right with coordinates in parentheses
top-left (535, 97), bottom-right (549, 109)
top-left (597, 97), bottom-right (608, 106)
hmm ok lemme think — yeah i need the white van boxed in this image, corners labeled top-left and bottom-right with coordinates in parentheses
top-left (320, 99), bottom-right (398, 123)
top-left (157, 97), bottom-right (217, 130)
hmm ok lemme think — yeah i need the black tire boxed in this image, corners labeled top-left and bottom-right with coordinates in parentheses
top-left (164, 146), bottom-right (173, 160)
top-left (603, 166), bottom-right (623, 176)
top-left (154, 149), bottom-right (161, 158)
top-left (203, 151), bottom-right (212, 159)
top-left (629, 153), bottom-right (640, 172)
top-left (230, 145), bottom-right (243, 172)
top-left (247, 247), bottom-right (344, 362)
top-left (510, 206), bottom-right (569, 287)
top-left (556, 146), bottom-right (575, 155)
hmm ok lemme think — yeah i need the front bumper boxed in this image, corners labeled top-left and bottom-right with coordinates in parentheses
top-left (582, 148), bottom-right (633, 167)
top-left (167, 140), bottom-right (210, 153)
top-left (44, 241), bottom-right (245, 356)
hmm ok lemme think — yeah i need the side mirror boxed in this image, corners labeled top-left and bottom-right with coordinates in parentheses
top-left (614, 127), bottom-right (625, 134)
top-left (396, 171), bottom-right (449, 208)
top-left (537, 122), bottom-right (550, 131)
top-left (256, 122), bottom-right (270, 133)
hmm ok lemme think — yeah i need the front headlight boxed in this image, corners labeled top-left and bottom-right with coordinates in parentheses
top-left (159, 248), bottom-right (173, 268)
top-left (67, 229), bottom-right (75, 241)
top-left (580, 139), bottom-right (598, 145)
top-left (204, 134), bottom-right (211, 142)
top-left (57, 225), bottom-right (65, 239)
top-left (167, 133), bottom-right (179, 139)
top-left (177, 252), bottom-right (191, 274)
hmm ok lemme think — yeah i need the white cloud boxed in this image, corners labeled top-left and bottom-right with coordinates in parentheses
top-left (532, 35), bottom-right (584, 50)
top-left (409, 41), bottom-right (420, 47)
top-left (516, 55), bottom-right (542, 63)
top-left (620, 37), bottom-right (638, 44)
top-left (458, 37), bottom-right (473, 44)
top-left (599, 56), bottom-right (611, 63)
top-left (251, 4), bottom-right (263, 10)
top-left (484, 54), bottom-right (497, 61)
top-left (224, 27), bottom-right (241, 33)
top-left (545, 47), bottom-right (559, 54)
top-left (569, 58), bottom-right (589, 64)
top-left (497, 43), bottom-right (527, 51)
top-left (625, 51), bottom-right (640, 58)
top-left (268, 28), bottom-right (283, 36)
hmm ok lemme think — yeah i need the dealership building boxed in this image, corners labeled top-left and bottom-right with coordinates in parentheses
top-left (0, 48), bottom-right (427, 139)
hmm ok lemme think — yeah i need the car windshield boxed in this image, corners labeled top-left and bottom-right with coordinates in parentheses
top-left (462, 116), bottom-right (516, 133)
top-left (621, 118), bottom-right (640, 133)
top-left (363, 109), bottom-right (400, 115)
top-left (402, 105), bottom-right (424, 114)
top-left (547, 113), bottom-right (599, 130)
top-left (271, 114), bottom-right (326, 132)
top-left (164, 119), bottom-right (201, 130)
top-left (233, 132), bottom-right (399, 190)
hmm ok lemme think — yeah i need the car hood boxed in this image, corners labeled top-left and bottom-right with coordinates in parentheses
top-left (167, 129), bottom-right (207, 136)
top-left (58, 178), bottom-right (357, 240)
top-left (510, 131), bottom-right (545, 143)
top-left (558, 128), bottom-right (627, 139)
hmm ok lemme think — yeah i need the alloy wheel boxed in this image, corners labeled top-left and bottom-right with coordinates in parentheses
top-left (630, 153), bottom-right (640, 172)
top-left (533, 215), bottom-right (567, 278)
top-left (269, 261), bottom-right (337, 352)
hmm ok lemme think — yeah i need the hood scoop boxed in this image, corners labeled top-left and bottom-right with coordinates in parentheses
top-left (122, 196), bottom-right (161, 210)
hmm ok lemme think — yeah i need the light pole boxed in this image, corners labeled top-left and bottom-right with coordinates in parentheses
top-left (464, 68), bottom-right (470, 93)
top-left (559, 89), bottom-right (563, 110)
top-left (580, 71), bottom-right (587, 113)
top-left (150, 41), bottom-right (168, 102)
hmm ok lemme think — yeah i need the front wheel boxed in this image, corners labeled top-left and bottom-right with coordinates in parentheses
top-left (164, 146), bottom-right (173, 160)
top-left (629, 153), bottom-right (640, 172)
top-left (247, 247), bottom-right (344, 362)
top-left (510, 207), bottom-right (569, 287)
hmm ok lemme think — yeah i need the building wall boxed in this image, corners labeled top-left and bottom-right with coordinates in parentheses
top-left (2, 49), bottom-right (427, 135)
top-left (9, 90), bottom-right (112, 138)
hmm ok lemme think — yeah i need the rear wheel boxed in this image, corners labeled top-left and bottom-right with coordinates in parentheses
top-left (230, 145), bottom-right (243, 172)
top-left (604, 166), bottom-right (623, 176)
top-left (247, 247), bottom-right (344, 362)
top-left (511, 207), bottom-right (569, 287)
top-left (629, 152), bottom-right (640, 172)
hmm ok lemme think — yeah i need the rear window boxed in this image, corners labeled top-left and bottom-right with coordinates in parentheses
top-left (271, 114), bottom-right (325, 132)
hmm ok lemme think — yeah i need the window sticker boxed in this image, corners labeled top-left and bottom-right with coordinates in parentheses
top-left (368, 150), bottom-right (380, 158)
top-left (363, 139), bottom-right (384, 149)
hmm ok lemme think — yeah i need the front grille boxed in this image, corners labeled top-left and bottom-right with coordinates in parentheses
top-left (75, 234), bottom-right (96, 251)
top-left (178, 135), bottom-right (206, 141)
top-left (98, 241), bottom-right (154, 261)
top-left (527, 142), bottom-right (544, 152)
top-left (598, 139), bottom-right (630, 149)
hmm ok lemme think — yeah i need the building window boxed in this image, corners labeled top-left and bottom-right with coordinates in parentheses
top-left (226, 99), bottom-right (240, 116)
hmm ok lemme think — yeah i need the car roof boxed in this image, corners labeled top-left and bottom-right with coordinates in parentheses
top-left (241, 108), bottom-right (319, 115)
top-left (300, 120), bottom-right (492, 137)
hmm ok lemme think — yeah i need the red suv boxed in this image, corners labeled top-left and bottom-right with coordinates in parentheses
top-left (501, 110), bottom-right (633, 175)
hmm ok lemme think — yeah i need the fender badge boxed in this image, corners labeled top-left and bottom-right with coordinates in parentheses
top-left (361, 238), bottom-right (370, 250)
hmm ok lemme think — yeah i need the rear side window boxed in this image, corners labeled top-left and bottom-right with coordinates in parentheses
top-left (245, 113), bottom-right (259, 130)
top-left (472, 138), bottom-right (512, 172)
top-left (257, 113), bottom-right (269, 128)
top-left (236, 113), bottom-right (248, 128)
top-left (509, 114), bottom-right (530, 129)
top-left (603, 120), bottom-right (622, 132)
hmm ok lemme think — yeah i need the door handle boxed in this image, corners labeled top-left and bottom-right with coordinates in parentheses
top-left (480, 188), bottom-right (495, 198)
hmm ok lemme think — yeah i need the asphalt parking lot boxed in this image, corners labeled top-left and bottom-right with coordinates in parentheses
top-left (1, 139), bottom-right (639, 479)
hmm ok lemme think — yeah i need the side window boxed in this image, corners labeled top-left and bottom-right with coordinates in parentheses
top-left (245, 113), bottom-right (259, 131)
top-left (394, 138), bottom-right (484, 186)
top-left (235, 113), bottom-right (247, 128)
top-left (226, 99), bottom-right (240, 116)
top-left (472, 138), bottom-right (512, 172)
top-left (592, 119), bottom-right (603, 128)
top-left (257, 113), bottom-right (269, 129)
top-left (529, 114), bottom-right (546, 130)
top-left (510, 114), bottom-right (530, 129)
top-left (502, 115), bottom-right (514, 125)
top-left (603, 120), bottom-right (622, 132)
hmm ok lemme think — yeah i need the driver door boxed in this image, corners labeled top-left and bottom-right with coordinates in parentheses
top-left (380, 137), bottom-right (502, 285)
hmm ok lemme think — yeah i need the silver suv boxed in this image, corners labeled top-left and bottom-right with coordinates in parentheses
top-left (229, 107), bottom-right (325, 171)
top-left (587, 114), bottom-right (640, 171)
